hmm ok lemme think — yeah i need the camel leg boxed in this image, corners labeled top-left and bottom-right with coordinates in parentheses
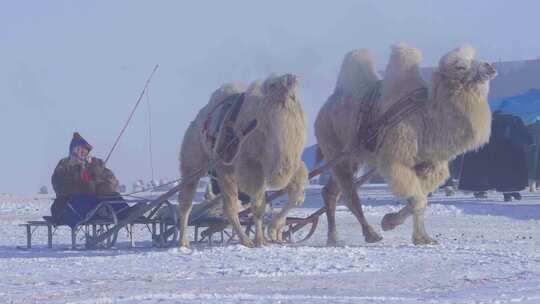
top-left (178, 164), bottom-right (206, 247)
top-left (178, 175), bottom-right (201, 248)
top-left (379, 162), bottom-right (417, 232)
top-left (379, 162), bottom-right (442, 245)
top-left (381, 205), bottom-right (412, 231)
top-left (267, 188), bottom-right (303, 243)
top-left (216, 164), bottom-right (254, 247)
top-left (251, 189), bottom-right (268, 247)
top-left (381, 195), bottom-right (436, 245)
top-left (408, 195), bottom-right (437, 245)
top-left (236, 159), bottom-right (267, 246)
top-left (268, 164), bottom-right (308, 242)
top-left (178, 130), bottom-right (208, 248)
top-left (321, 176), bottom-right (341, 246)
top-left (332, 164), bottom-right (382, 243)
top-left (410, 163), bottom-right (447, 245)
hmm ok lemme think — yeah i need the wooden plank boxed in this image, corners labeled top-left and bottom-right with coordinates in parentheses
top-left (26, 225), bottom-right (31, 249)
top-left (129, 224), bottom-right (134, 248)
top-left (71, 229), bottom-right (77, 249)
top-left (47, 225), bottom-right (53, 248)
top-left (24, 221), bottom-right (50, 226)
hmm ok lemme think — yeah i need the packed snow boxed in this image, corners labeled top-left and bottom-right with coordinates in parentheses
top-left (1, 185), bottom-right (539, 303)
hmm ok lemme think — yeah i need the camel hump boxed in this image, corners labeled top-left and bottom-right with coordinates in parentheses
top-left (380, 44), bottom-right (427, 112)
top-left (335, 49), bottom-right (381, 98)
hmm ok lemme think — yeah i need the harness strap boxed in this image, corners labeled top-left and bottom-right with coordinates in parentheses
top-left (359, 87), bottom-right (428, 152)
top-left (216, 119), bottom-right (258, 165)
top-left (355, 81), bottom-right (383, 150)
top-left (204, 93), bottom-right (259, 165)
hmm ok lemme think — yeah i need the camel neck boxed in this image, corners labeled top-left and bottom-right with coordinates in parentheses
top-left (419, 89), bottom-right (492, 161)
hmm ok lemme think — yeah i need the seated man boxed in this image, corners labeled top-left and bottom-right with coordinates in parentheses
top-left (50, 132), bottom-right (127, 227)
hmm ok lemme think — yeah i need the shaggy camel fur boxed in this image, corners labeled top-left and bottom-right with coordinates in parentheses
top-left (315, 45), bottom-right (497, 245)
top-left (178, 74), bottom-right (308, 247)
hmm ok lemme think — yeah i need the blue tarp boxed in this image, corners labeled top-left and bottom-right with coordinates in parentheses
top-left (301, 144), bottom-right (318, 171)
top-left (60, 195), bottom-right (129, 228)
top-left (490, 89), bottom-right (540, 125)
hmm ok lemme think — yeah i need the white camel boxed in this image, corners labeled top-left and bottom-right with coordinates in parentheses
top-left (315, 45), bottom-right (497, 245)
top-left (178, 74), bottom-right (308, 247)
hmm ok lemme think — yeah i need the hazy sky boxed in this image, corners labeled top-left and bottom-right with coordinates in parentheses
top-left (1, 0), bottom-right (539, 193)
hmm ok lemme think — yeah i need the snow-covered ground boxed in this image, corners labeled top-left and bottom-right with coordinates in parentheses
top-left (1, 185), bottom-right (539, 303)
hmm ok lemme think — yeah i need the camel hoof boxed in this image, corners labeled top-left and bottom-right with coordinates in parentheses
top-left (363, 226), bottom-right (383, 243)
top-left (365, 232), bottom-right (383, 243)
top-left (255, 237), bottom-right (268, 247)
top-left (326, 238), bottom-right (338, 247)
top-left (268, 220), bottom-right (284, 240)
top-left (268, 227), bottom-right (282, 242)
top-left (179, 239), bottom-right (190, 248)
top-left (326, 232), bottom-right (338, 246)
top-left (242, 239), bottom-right (255, 248)
top-left (381, 212), bottom-right (400, 231)
top-left (412, 235), bottom-right (439, 246)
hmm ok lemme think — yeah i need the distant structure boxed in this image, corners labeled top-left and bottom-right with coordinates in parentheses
top-left (132, 179), bottom-right (145, 192)
top-left (38, 186), bottom-right (48, 195)
top-left (118, 184), bottom-right (127, 193)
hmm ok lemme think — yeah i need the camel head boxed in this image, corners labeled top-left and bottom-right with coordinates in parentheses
top-left (262, 73), bottom-right (299, 107)
top-left (437, 45), bottom-right (497, 90)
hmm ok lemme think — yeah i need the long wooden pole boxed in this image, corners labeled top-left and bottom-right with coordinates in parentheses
top-left (105, 65), bottom-right (159, 164)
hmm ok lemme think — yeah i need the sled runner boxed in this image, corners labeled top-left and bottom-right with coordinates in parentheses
top-left (156, 168), bottom-right (378, 246)
top-left (190, 205), bottom-right (323, 245)
top-left (192, 169), bottom-right (377, 245)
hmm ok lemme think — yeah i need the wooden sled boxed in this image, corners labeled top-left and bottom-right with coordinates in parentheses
top-left (190, 206), bottom-right (324, 245)
top-left (19, 198), bottom-right (177, 250)
top-left (66, 157), bottom-right (376, 250)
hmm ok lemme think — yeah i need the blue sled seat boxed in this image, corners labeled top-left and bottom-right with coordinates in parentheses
top-left (60, 194), bottom-right (130, 229)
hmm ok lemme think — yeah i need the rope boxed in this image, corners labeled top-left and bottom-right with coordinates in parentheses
top-left (105, 64), bottom-right (159, 164)
top-left (146, 85), bottom-right (155, 181)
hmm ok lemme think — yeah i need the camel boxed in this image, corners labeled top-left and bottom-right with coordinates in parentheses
top-left (178, 74), bottom-right (308, 247)
top-left (315, 45), bottom-right (497, 245)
